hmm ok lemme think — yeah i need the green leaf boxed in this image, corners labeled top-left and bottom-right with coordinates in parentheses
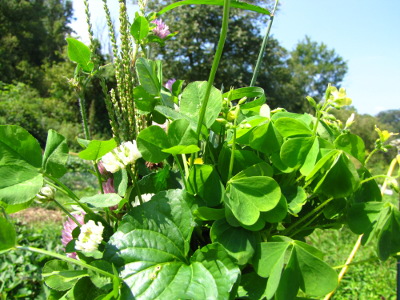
top-left (0, 217), bottom-right (16, 251)
top-left (162, 119), bottom-right (200, 155)
top-left (352, 168), bottom-right (382, 203)
top-left (282, 186), bottom-right (307, 215)
top-left (231, 162), bottom-right (273, 180)
top-left (273, 117), bottom-right (313, 137)
top-left (66, 38), bottom-right (94, 72)
top-left (261, 194), bottom-right (288, 223)
top-left (42, 129), bottom-right (69, 178)
top-left (254, 238), bottom-right (337, 299)
top-left (0, 125), bottom-right (42, 169)
top-left (237, 272), bottom-right (268, 300)
top-left (137, 125), bottom-right (170, 163)
top-left (73, 277), bottom-right (106, 300)
top-left (280, 137), bottom-right (316, 169)
top-left (180, 81), bottom-right (222, 129)
top-left (210, 219), bottom-right (260, 265)
top-left (377, 206), bottom-right (400, 260)
top-left (314, 152), bottom-right (360, 198)
top-left (347, 202), bottom-right (384, 235)
top-left (226, 176), bottom-right (281, 225)
top-left (249, 121), bottom-right (283, 155)
top-left (135, 58), bottom-right (161, 96)
top-left (80, 193), bottom-right (122, 208)
top-left (133, 85), bottom-right (159, 112)
top-left (78, 138), bottom-right (117, 161)
top-left (42, 260), bottom-right (88, 291)
top-left (194, 207), bottom-right (225, 221)
top-left (0, 165), bottom-right (43, 205)
top-left (223, 86), bottom-right (265, 101)
top-left (158, 0), bottom-right (270, 16)
top-left (105, 190), bottom-right (239, 299)
top-left (130, 13), bottom-right (149, 42)
top-left (334, 133), bottom-right (365, 162)
top-left (187, 164), bottom-right (225, 207)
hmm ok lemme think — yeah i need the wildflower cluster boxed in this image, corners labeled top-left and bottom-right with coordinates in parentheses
top-left (101, 141), bottom-right (141, 173)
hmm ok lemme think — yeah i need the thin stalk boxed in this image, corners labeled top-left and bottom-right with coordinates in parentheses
top-left (78, 93), bottom-right (91, 140)
top-left (194, 0), bottom-right (231, 142)
top-left (15, 246), bottom-right (117, 279)
top-left (324, 157), bottom-right (399, 299)
top-left (364, 148), bottom-right (378, 167)
top-left (174, 154), bottom-right (188, 189)
top-left (53, 198), bottom-right (82, 227)
top-left (127, 166), bottom-right (143, 205)
top-left (360, 174), bottom-right (397, 185)
top-left (94, 162), bottom-right (104, 194)
top-left (227, 123), bottom-right (238, 181)
top-left (281, 197), bottom-right (334, 236)
top-left (250, 0), bottom-right (279, 87)
top-left (181, 153), bottom-right (189, 179)
top-left (289, 209), bottom-right (324, 238)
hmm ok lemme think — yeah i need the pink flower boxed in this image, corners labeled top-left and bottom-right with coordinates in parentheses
top-left (151, 19), bottom-right (170, 39)
top-left (165, 78), bottom-right (176, 91)
top-left (61, 213), bottom-right (85, 259)
top-left (102, 178), bottom-right (115, 194)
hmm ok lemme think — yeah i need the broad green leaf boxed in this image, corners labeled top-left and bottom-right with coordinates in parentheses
top-left (105, 190), bottom-right (239, 299)
top-left (255, 238), bottom-right (337, 299)
top-left (131, 13), bottom-right (149, 42)
top-left (261, 194), bottom-right (288, 223)
top-left (231, 162), bottom-right (273, 180)
top-left (210, 219), bottom-right (260, 265)
top-left (78, 138), bottom-right (117, 161)
top-left (66, 38), bottom-right (94, 72)
top-left (114, 169), bottom-right (128, 197)
top-left (377, 206), bottom-right (400, 260)
top-left (280, 137), bottom-right (315, 169)
top-left (282, 186), bottom-right (307, 215)
top-left (314, 152), bottom-right (360, 198)
top-left (299, 136), bottom-right (320, 176)
top-left (305, 149), bottom-right (339, 183)
top-left (347, 202), bottom-right (384, 235)
top-left (42, 260), bottom-right (88, 291)
top-left (223, 86), bottom-right (265, 101)
top-left (273, 117), bottom-right (313, 137)
top-left (155, 105), bottom-right (195, 126)
top-left (249, 121), bottom-right (283, 155)
top-left (217, 146), bottom-right (263, 183)
top-left (0, 217), bottom-right (16, 251)
top-left (352, 168), bottom-right (382, 203)
top-left (73, 277), bottom-right (106, 300)
top-left (0, 125), bottom-right (42, 168)
top-left (135, 58), bottom-right (161, 96)
top-left (187, 164), bottom-right (225, 207)
top-left (137, 125), bottom-right (170, 162)
top-left (157, 0), bottom-right (270, 15)
top-left (80, 193), bottom-right (122, 208)
top-left (226, 176), bottom-right (281, 225)
top-left (42, 129), bottom-right (68, 178)
top-left (0, 165), bottom-right (43, 205)
top-left (237, 272), bottom-right (268, 300)
top-left (1, 200), bottom-right (32, 214)
top-left (180, 81), bottom-right (222, 129)
top-left (162, 119), bottom-right (200, 155)
top-left (194, 207), bottom-right (225, 221)
top-left (134, 85), bottom-right (159, 112)
top-left (234, 116), bottom-right (268, 145)
top-left (334, 133), bottom-right (365, 162)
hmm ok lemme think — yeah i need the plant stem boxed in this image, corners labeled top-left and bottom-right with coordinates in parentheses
top-left (127, 166), bottom-right (143, 205)
top-left (359, 174), bottom-right (396, 185)
top-left (227, 123), bottom-right (238, 181)
top-left (289, 209), bottom-right (324, 237)
top-left (181, 153), bottom-right (189, 179)
top-left (78, 92), bottom-right (91, 140)
top-left (53, 198), bottom-right (82, 227)
top-left (94, 162), bottom-right (104, 194)
top-left (194, 0), bottom-right (231, 142)
top-left (174, 154), bottom-right (188, 189)
top-left (250, 0), bottom-right (278, 87)
top-left (364, 148), bottom-right (378, 167)
top-left (15, 245), bottom-right (116, 279)
top-left (281, 197), bottom-right (334, 236)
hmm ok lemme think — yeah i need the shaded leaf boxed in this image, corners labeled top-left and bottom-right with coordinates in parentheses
top-left (42, 129), bottom-right (68, 178)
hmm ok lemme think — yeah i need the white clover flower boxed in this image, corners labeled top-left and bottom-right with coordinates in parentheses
top-left (101, 141), bottom-right (142, 174)
top-left (36, 185), bottom-right (56, 202)
top-left (116, 141), bottom-right (142, 165)
top-left (75, 220), bottom-right (104, 253)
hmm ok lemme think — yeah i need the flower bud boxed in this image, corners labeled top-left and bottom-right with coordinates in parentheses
top-left (36, 185), bottom-right (56, 202)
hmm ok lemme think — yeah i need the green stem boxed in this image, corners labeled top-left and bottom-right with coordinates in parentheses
top-left (333, 256), bottom-right (381, 270)
top-left (174, 154), bottom-right (188, 189)
top-left (181, 153), bottom-right (189, 179)
top-left (281, 197), bottom-right (334, 236)
top-left (194, 0), bottom-right (231, 142)
top-left (227, 124), bottom-right (238, 181)
top-left (364, 148), bottom-right (378, 167)
top-left (250, 0), bottom-right (279, 87)
top-left (78, 92), bottom-right (91, 140)
top-left (15, 245), bottom-right (116, 279)
top-left (53, 198), bottom-right (82, 227)
top-left (94, 162), bottom-right (104, 194)
top-left (289, 209), bottom-right (323, 237)
top-left (127, 166), bottom-right (143, 205)
top-left (360, 174), bottom-right (397, 185)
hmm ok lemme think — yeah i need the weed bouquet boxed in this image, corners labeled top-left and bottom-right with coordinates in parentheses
top-left (1, 0), bottom-right (400, 299)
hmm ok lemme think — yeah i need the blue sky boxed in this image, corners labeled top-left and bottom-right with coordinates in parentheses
top-left (71, 0), bottom-right (400, 116)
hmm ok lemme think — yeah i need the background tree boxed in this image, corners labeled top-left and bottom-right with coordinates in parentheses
top-left (376, 109), bottom-right (400, 133)
top-left (147, 1), bottom-right (348, 112)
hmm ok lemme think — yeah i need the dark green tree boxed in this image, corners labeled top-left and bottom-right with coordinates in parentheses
top-left (0, 0), bottom-right (73, 90)
top-left (376, 109), bottom-right (400, 133)
top-left (288, 36), bottom-right (348, 100)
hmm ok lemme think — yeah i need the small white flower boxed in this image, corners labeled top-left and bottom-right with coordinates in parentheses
top-left (101, 151), bottom-right (124, 173)
top-left (345, 113), bottom-right (355, 128)
top-left (116, 141), bottom-right (142, 165)
top-left (75, 220), bottom-right (104, 253)
top-left (36, 185), bottom-right (56, 201)
top-left (101, 141), bottom-right (142, 174)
